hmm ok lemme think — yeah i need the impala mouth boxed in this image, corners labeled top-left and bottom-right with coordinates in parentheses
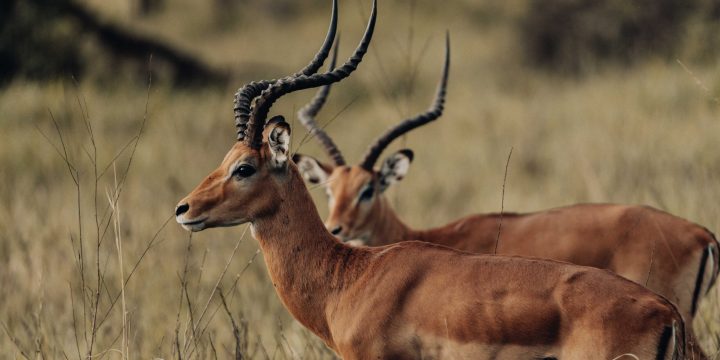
top-left (177, 216), bottom-right (208, 232)
top-left (339, 232), bottom-right (370, 244)
top-left (344, 239), bottom-right (368, 247)
top-left (334, 233), bottom-right (354, 242)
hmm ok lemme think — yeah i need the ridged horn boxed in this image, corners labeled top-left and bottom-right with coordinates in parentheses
top-left (234, 0), bottom-right (338, 142)
top-left (297, 38), bottom-right (346, 165)
top-left (245, 0), bottom-right (377, 149)
top-left (359, 33), bottom-right (450, 171)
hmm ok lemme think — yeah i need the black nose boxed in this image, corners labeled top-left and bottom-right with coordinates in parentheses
top-left (330, 226), bottom-right (343, 235)
top-left (175, 203), bottom-right (190, 216)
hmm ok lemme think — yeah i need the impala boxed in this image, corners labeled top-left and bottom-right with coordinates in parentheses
top-left (175, 3), bottom-right (688, 358)
top-left (292, 37), bottom-right (720, 344)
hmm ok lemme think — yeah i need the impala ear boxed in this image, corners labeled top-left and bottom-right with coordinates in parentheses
top-left (267, 116), bottom-right (291, 168)
top-left (378, 149), bottom-right (414, 192)
top-left (292, 154), bottom-right (333, 185)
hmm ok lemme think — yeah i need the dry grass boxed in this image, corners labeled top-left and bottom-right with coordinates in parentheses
top-left (1, 0), bottom-right (719, 358)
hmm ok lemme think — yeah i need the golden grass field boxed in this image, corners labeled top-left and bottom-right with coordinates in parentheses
top-left (1, 0), bottom-right (719, 358)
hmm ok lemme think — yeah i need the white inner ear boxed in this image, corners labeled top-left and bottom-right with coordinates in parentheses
top-left (296, 156), bottom-right (330, 185)
top-left (269, 127), bottom-right (290, 167)
top-left (379, 152), bottom-right (411, 191)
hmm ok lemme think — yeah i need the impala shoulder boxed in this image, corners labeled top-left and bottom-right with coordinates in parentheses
top-left (324, 241), bottom-right (378, 286)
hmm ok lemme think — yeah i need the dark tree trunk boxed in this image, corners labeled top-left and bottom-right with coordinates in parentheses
top-left (61, 0), bottom-right (226, 86)
top-left (137, 0), bottom-right (163, 17)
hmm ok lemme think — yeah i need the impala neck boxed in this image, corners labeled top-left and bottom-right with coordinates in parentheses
top-left (365, 196), bottom-right (414, 246)
top-left (368, 195), bottom-right (462, 248)
top-left (251, 167), bottom-right (368, 347)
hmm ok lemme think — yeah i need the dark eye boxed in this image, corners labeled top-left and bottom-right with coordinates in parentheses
top-left (233, 164), bottom-right (256, 178)
top-left (359, 185), bottom-right (374, 201)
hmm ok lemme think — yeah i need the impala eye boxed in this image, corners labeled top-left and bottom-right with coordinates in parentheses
top-left (233, 164), bottom-right (256, 178)
top-left (358, 185), bottom-right (374, 201)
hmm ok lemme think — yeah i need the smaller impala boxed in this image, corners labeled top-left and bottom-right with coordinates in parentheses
top-left (292, 31), bottom-right (719, 355)
top-left (176, 8), bottom-right (688, 357)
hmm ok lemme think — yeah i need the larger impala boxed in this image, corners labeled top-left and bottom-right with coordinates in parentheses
top-left (292, 37), bottom-right (719, 341)
top-left (175, 2), bottom-right (688, 358)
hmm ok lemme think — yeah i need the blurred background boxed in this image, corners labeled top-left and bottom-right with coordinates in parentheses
top-left (1, 0), bottom-right (719, 358)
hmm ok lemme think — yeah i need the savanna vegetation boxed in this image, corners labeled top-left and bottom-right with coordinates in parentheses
top-left (1, 0), bottom-right (719, 358)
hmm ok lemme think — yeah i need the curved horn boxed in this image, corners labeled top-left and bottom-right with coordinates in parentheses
top-left (234, 0), bottom-right (338, 142)
top-left (359, 33), bottom-right (450, 171)
top-left (297, 38), bottom-right (346, 166)
top-left (246, 0), bottom-right (377, 149)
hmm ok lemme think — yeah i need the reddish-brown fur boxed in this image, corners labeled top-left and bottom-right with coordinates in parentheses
top-left (177, 133), bottom-right (688, 359)
top-left (312, 162), bottom-right (719, 327)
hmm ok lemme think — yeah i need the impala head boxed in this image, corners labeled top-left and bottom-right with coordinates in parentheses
top-left (176, 118), bottom-right (293, 231)
top-left (293, 149), bottom-right (413, 240)
top-left (175, 0), bottom-right (377, 231)
top-left (294, 34), bottom-right (450, 242)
